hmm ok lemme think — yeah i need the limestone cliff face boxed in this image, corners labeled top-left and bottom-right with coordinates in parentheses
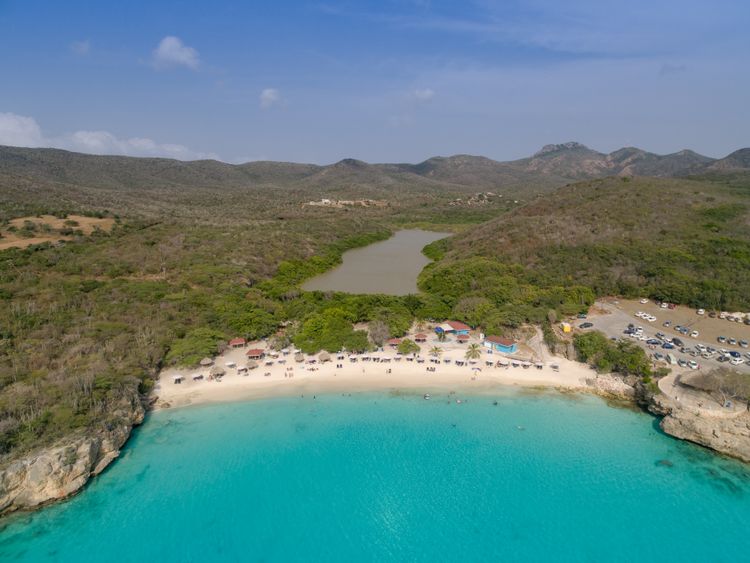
top-left (585, 373), bottom-right (637, 400)
top-left (650, 395), bottom-right (750, 463)
top-left (0, 400), bottom-right (144, 516)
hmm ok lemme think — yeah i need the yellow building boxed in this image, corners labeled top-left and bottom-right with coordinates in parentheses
top-left (561, 322), bottom-right (572, 333)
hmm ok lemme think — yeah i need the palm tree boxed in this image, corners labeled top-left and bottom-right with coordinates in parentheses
top-left (429, 346), bottom-right (443, 358)
top-left (465, 343), bottom-right (482, 361)
top-left (436, 330), bottom-right (446, 343)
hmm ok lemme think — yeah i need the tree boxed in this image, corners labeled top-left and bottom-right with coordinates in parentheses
top-left (452, 297), bottom-right (493, 328)
top-left (368, 319), bottom-right (390, 347)
top-left (465, 343), bottom-right (482, 361)
top-left (429, 346), bottom-right (443, 358)
top-left (293, 308), bottom-right (369, 354)
top-left (397, 338), bottom-right (420, 355)
top-left (436, 330), bottom-right (446, 343)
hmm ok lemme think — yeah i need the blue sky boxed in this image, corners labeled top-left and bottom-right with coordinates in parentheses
top-left (0, 0), bottom-right (748, 163)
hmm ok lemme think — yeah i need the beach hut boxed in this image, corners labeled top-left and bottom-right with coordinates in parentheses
top-left (414, 333), bottom-right (427, 343)
top-left (456, 334), bottom-right (470, 343)
top-left (246, 348), bottom-right (265, 360)
top-left (199, 357), bottom-right (214, 367)
top-left (319, 351), bottom-right (332, 363)
top-left (434, 320), bottom-right (471, 336)
top-left (294, 353), bottom-right (305, 363)
top-left (210, 366), bottom-right (226, 377)
top-left (172, 375), bottom-right (184, 384)
top-left (386, 338), bottom-right (402, 347)
top-left (247, 360), bottom-right (259, 370)
top-left (229, 337), bottom-right (246, 349)
top-left (482, 336), bottom-right (517, 354)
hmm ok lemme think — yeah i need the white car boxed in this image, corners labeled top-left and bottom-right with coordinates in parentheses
top-left (730, 357), bottom-right (744, 366)
top-left (690, 330), bottom-right (699, 338)
top-left (639, 298), bottom-right (649, 304)
top-left (646, 315), bottom-right (657, 322)
top-left (697, 309), bottom-right (705, 315)
top-left (660, 303), bottom-right (668, 309)
top-left (635, 311), bottom-right (644, 318)
top-left (688, 360), bottom-right (699, 370)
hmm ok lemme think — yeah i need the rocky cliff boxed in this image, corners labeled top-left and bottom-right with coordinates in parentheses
top-left (0, 400), bottom-right (144, 516)
top-left (650, 394), bottom-right (750, 463)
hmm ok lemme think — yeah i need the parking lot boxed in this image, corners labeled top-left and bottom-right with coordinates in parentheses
top-left (583, 299), bottom-right (750, 374)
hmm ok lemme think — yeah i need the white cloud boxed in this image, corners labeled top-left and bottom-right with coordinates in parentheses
top-left (70, 40), bottom-right (90, 56)
top-left (411, 88), bottom-right (435, 101)
top-left (0, 112), bottom-right (218, 161)
top-left (152, 36), bottom-right (200, 70)
top-left (0, 112), bottom-right (45, 146)
top-left (259, 88), bottom-right (281, 109)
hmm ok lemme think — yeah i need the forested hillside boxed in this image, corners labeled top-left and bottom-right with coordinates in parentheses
top-left (426, 174), bottom-right (750, 311)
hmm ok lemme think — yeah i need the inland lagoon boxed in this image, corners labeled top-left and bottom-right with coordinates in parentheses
top-left (2, 391), bottom-right (749, 562)
top-left (302, 229), bottom-right (449, 295)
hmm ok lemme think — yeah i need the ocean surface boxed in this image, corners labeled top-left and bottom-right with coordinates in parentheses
top-left (2, 390), bottom-right (750, 562)
top-left (302, 229), bottom-right (449, 295)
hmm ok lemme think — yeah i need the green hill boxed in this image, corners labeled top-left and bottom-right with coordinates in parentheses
top-left (424, 174), bottom-right (750, 310)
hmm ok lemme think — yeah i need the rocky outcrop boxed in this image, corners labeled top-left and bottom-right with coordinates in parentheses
top-left (0, 400), bottom-right (144, 516)
top-left (585, 373), bottom-right (637, 400)
top-left (650, 394), bottom-right (750, 463)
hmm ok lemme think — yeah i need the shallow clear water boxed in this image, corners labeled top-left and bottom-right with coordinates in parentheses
top-left (302, 229), bottom-right (449, 295)
top-left (2, 391), bottom-right (749, 562)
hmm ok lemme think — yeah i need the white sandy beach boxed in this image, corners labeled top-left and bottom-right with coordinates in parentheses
top-left (154, 337), bottom-right (598, 410)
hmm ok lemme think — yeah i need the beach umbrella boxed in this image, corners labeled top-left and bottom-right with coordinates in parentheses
top-left (319, 351), bottom-right (331, 362)
top-left (210, 366), bottom-right (225, 377)
top-left (247, 360), bottom-right (259, 370)
top-left (294, 353), bottom-right (305, 363)
top-left (199, 357), bottom-right (214, 367)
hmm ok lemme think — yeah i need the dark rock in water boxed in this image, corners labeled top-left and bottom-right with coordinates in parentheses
top-left (656, 459), bottom-right (674, 467)
top-left (493, 401), bottom-right (498, 406)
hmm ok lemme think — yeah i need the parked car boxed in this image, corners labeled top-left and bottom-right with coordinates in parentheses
top-left (577, 313), bottom-right (587, 319)
top-left (731, 357), bottom-right (744, 366)
top-left (646, 339), bottom-right (661, 346)
top-left (697, 309), bottom-right (705, 315)
top-left (678, 359), bottom-right (688, 368)
top-left (740, 340), bottom-right (749, 348)
top-left (688, 360), bottom-right (699, 370)
top-left (708, 311), bottom-right (717, 318)
top-left (729, 338), bottom-right (737, 346)
top-left (672, 337), bottom-right (684, 347)
top-left (639, 298), bottom-right (649, 304)
top-left (662, 321), bottom-right (672, 328)
top-left (690, 330), bottom-right (699, 338)
top-left (728, 351), bottom-right (742, 359)
top-left (654, 352), bottom-right (664, 361)
top-left (579, 322), bottom-right (593, 329)
top-left (660, 303), bottom-right (668, 309)
top-left (718, 336), bottom-right (727, 343)
top-left (661, 342), bottom-right (675, 350)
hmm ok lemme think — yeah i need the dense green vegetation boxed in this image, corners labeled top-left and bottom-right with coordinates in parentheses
top-left (440, 175), bottom-right (750, 310)
top-left (1, 145), bottom-right (749, 465)
top-left (573, 331), bottom-right (652, 379)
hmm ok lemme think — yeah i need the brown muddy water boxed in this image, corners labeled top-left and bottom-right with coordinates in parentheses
top-left (302, 229), bottom-right (450, 295)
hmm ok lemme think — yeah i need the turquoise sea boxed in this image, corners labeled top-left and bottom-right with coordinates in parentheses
top-left (1, 390), bottom-right (749, 562)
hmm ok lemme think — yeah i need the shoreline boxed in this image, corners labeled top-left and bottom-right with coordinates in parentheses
top-left (154, 347), bottom-right (601, 411)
